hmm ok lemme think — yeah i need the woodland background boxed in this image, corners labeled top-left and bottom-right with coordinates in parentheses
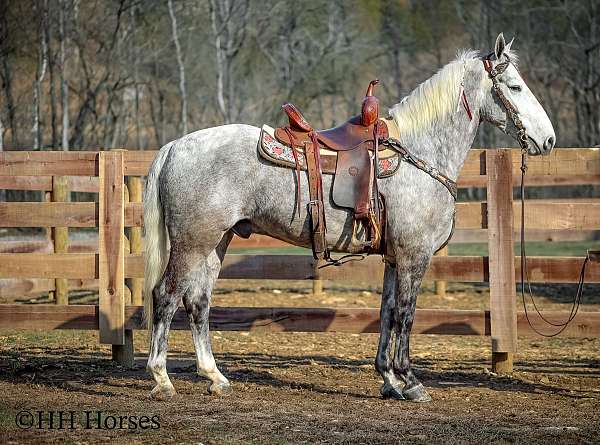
top-left (0, 0), bottom-right (599, 153)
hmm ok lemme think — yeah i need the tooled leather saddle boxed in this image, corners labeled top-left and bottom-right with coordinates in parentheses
top-left (273, 80), bottom-right (389, 262)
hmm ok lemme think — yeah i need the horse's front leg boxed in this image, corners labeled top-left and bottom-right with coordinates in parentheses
top-left (376, 263), bottom-right (405, 399)
top-left (392, 252), bottom-right (432, 402)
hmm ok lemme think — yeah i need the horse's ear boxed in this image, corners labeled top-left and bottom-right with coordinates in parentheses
top-left (505, 37), bottom-right (515, 52)
top-left (494, 33), bottom-right (506, 59)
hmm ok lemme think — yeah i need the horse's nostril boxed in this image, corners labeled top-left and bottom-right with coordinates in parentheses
top-left (544, 136), bottom-right (555, 151)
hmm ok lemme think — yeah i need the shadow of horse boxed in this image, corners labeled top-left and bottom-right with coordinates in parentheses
top-left (1, 347), bottom-right (597, 400)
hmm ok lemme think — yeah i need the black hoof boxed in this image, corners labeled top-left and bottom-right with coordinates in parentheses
top-left (402, 383), bottom-right (432, 402)
top-left (380, 382), bottom-right (404, 400)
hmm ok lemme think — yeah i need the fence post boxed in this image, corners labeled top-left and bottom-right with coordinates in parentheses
top-left (99, 150), bottom-right (134, 368)
top-left (434, 246), bottom-right (448, 297)
top-left (312, 260), bottom-right (323, 295)
top-left (486, 149), bottom-right (517, 374)
top-left (51, 176), bottom-right (69, 305)
top-left (127, 176), bottom-right (143, 306)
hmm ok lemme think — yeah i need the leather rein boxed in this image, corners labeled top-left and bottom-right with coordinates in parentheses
top-left (381, 138), bottom-right (457, 200)
top-left (484, 53), bottom-right (590, 336)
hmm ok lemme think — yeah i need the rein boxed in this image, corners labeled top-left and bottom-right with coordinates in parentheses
top-left (484, 53), bottom-right (590, 336)
top-left (382, 138), bottom-right (458, 200)
top-left (519, 153), bottom-right (590, 337)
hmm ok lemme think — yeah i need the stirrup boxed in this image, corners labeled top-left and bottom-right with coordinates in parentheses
top-left (367, 210), bottom-right (381, 250)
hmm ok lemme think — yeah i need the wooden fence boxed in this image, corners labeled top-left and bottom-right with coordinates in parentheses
top-left (0, 149), bottom-right (599, 374)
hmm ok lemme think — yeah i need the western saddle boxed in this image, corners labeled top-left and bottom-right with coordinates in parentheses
top-left (274, 80), bottom-right (389, 261)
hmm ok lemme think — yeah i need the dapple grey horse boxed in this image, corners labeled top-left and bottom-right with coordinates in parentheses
top-left (143, 34), bottom-right (555, 402)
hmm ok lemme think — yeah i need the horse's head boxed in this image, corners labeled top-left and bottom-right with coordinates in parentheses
top-left (479, 33), bottom-right (556, 155)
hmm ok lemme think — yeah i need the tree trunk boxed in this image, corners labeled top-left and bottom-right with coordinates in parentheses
top-left (32, 0), bottom-right (49, 150)
top-left (131, 4), bottom-right (141, 149)
top-left (168, 0), bottom-right (187, 136)
top-left (0, 113), bottom-right (4, 202)
top-left (59, 0), bottom-right (69, 151)
top-left (209, 0), bottom-right (250, 124)
top-left (0, 0), bottom-right (17, 148)
top-left (46, 8), bottom-right (57, 149)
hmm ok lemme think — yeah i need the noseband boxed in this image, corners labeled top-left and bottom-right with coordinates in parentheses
top-left (482, 54), bottom-right (529, 153)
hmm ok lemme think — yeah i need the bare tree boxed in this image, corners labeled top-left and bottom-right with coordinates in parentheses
top-left (130, 2), bottom-right (142, 149)
top-left (0, 111), bottom-right (3, 149)
top-left (0, 0), bottom-right (17, 148)
top-left (46, 4), bottom-right (58, 148)
top-left (1, 0), bottom-right (597, 153)
top-left (0, 113), bottom-right (4, 202)
top-left (209, 0), bottom-right (250, 124)
top-left (558, 1), bottom-right (600, 146)
top-left (69, 0), bottom-right (130, 149)
top-left (254, 0), bottom-right (351, 124)
top-left (32, 0), bottom-right (49, 149)
top-left (58, 0), bottom-right (70, 150)
top-left (455, 0), bottom-right (501, 149)
top-left (168, 0), bottom-right (187, 135)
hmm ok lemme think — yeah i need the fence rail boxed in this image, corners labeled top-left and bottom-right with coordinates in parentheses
top-left (0, 148), bottom-right (599, 373)
top-left (1, 304), bottom-right (599, 337)
top-left (0, 252), bottom-right (598, 283)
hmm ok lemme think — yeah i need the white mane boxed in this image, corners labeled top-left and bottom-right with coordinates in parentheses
top-left (389, 50), bottom-right (479, 138)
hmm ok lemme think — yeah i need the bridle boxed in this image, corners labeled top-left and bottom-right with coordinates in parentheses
top-left (482, 54), bottom-right (529, 152)
top-left (483, 53), bottom-right (589, 336)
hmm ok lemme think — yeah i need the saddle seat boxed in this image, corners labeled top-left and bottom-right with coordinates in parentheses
top-left (280, 105), bottom-right (388, 151)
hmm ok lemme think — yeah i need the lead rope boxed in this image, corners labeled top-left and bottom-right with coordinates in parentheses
top-left (519, 151), bottom-right (589, 337)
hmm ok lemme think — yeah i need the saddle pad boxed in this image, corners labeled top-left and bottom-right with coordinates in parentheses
top-left (258, 125), bottom-right (400, 178)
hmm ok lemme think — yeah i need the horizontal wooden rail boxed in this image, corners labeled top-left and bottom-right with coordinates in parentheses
top-left (0, 201), bottom-right (486, 229)
top-left (0, 304), bottom-right (598, 338)
top-left (456, 174), bottom-right (600, 187)
top-left (3, 201), bottom-right (597, 230)
top-left (1, 253), bottom-right (597, 283)
top-left (3, 173), bottom-right (599, 192)
top-left (2, 148), bottom-right (599, 178)
top-left (514, 201), bottom-right (600, 230)
top-left (0, 228), bottom-right (597, 256)
top-left (0, 253), bottom-right (97, 278)
top-left (0, 202), bottom-right (143, 227)
top-left (460, 148), bottom-right (600, 176)
top-left (0, 175), bottom-right (99, 192)
top-left (0, 152), bottom-right (98, 176)
top-left (123, 151), bottom-right (157, 176)
top-left (0, 239), bottom-right (98, 254)
top-left (0, 278), bottom-right (97, 298)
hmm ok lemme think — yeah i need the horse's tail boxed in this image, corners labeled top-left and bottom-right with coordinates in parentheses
top-left (143, 143), bottom-right (172, 330)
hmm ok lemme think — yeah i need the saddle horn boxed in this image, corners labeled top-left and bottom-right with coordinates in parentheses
top-left (361, 79), bottom-right (380, 127)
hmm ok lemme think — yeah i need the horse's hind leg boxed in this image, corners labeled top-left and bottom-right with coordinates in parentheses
top-left (147, 247), bottom-right (208, 400)
top-left (182, 233), bottom-right (232, 395)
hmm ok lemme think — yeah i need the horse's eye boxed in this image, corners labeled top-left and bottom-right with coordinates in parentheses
top-left (509, 85), bottom-right (522, 92)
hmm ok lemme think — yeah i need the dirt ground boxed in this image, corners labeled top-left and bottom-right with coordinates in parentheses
top-left (0, 281), bottom-right (599, 444)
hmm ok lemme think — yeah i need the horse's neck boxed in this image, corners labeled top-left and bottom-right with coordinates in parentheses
top-left (394, 62), bottom-right (483, 181)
